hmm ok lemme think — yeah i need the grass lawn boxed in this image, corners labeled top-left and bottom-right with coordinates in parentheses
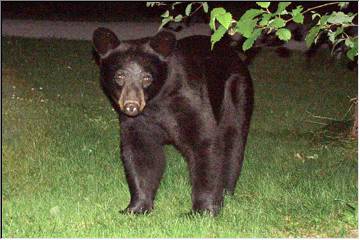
top-left (2, 36), bottom-right (358, 237)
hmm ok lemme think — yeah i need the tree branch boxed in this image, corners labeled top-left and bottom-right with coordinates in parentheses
top-left (302, 2), bottom-right (342, 15)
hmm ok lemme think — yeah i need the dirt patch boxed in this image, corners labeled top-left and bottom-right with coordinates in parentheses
top-left (2, 67), bottom-right (48, 104)
top-left (349, 229), bottom-right (358, 238)
top-left (3, 67), bottom-right (29, 87)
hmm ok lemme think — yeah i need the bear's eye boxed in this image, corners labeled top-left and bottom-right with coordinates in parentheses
top-left (114, 71), bottom-right (126, 86)
top-left (142, 74), bottom-right (153, 88)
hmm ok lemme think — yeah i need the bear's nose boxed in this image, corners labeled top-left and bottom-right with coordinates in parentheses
top-left (124, 102), bottom-right (140, 116)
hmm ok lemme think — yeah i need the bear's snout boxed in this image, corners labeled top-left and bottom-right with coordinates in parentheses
top-left (118, 83), bottom-right (146, 117)
top-left (124, 101), bottom-right (140, 117)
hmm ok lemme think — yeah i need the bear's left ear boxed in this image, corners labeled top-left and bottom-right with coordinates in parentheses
top-left (149, 31), bottom-right (176, 57)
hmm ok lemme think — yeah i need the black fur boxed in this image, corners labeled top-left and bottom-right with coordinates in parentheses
top-left (93, 28), bottom-right (254, 216)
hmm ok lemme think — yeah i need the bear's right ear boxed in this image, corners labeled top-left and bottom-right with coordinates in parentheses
top-left (93, 27), bottom-right (120, 57)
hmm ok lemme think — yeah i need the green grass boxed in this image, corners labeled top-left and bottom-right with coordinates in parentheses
top-left (2, 36), bottom-right (358, 237)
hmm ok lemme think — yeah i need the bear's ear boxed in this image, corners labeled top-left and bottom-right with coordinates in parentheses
top-left (149, 31), bottom-right (176, 57)
top-left (93, 27), bottom-right (120, 56)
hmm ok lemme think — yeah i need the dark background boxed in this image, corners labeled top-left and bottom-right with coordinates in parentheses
top-left (3, 1), bottom-right (357, 23)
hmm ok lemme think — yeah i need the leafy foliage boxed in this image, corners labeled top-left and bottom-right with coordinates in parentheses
top-left (327, 11), bottom-right (356, 24)
top-left (210, 25), bottom-right (227, 49)
top-left (305, 7), bottom-right (357, 60)
top-left (275, 2), bottom-right (291, 15)
top-left (291, 6), bottom-right (304, 24)
top-left (269, 18), bottom-right (286, 28)
top-left (236, 19), bottom-right (257, 38)
top-left (209, 7), bottom-right (233, 31)
top-left (276, 28), bottom-right (292, 41)
top-left (147, 2), bottom-right (357, 60)
top-left (256, 2), bottom-right (270, 9)
top-left (242, 28), bottom-right (262, 51)
top-left (305, 26), bottom-right (321, 47)
top-left (185, 3), bottom-right (192, 16)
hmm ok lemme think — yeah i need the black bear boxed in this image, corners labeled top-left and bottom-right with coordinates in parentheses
top-left (92, 28), bottom-right (254, 216)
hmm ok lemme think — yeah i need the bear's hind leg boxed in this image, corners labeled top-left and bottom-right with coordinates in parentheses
top-left (222, 127), bottom-right (247, 195)
top-left (220, 74), bottom-right (253, 195)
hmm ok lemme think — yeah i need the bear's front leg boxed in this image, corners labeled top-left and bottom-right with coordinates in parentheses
top-left (119, 123), bottom-right (166, 214)
top-left (189, 141), bottom-right (224, 216)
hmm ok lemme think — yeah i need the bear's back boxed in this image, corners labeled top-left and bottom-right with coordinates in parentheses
top-left (175, 35), bottom-right (251, 122)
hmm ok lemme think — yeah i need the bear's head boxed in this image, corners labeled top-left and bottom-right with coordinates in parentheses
top-left (93, 27), bottom-right (176, 117)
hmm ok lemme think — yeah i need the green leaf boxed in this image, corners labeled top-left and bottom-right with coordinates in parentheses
top-left (202, 2), bottom-right (209, 13)
top-left (174, 14), bottom-right (183, 22)
top-left (161, 10), bottom-right (169, 18)
top-left (253, 28), bottom-right (262, 38)
top-left (217, 12), bottom-right (233, 29)
top-left (240, 9), bottom-right (263, 21)
top-left (293, 12), bottom-right (304, 24)
top-left (209, 7), bottom-right (226, 30)
top-left (346, 40), bottom-right (357, 60)
top-left (338, 2), bottom-right (350, 9)
top-left (276, 28), bottom-right (292, 41)
top-left (305, 26), bottom-right (321, 47)
top-left (291, 6), bottom-right (304, 24)
top-left (259, 13), bottom-right (273, 26)
top-left (327, 27), bottom-right (344, 43)
top-left (346, 47), bottom-right (357, 61)
top-left (236, 19), bottom-right (257, 38)
top-left (269, 18), bottom-right (286, 28)
top-left (276, 2), bottom-right (291, 15)
top-left (211, 7), bottom-right (226, 18)
top-left (256, 2), bottom-right (270, 9)
top-left (319, 15), bottom-right (330, 26)
top-left (209, 19), bottom-right (215, 31)
top-left (158, 16), bottom-right (173, 30)
top-left (243, 38), bottom-right (255, 51)
top-left (292, 5), bottom-right (303, 15)
top-left (345, 38), bottom-right (355, 48)
top-left (209, 7), bottom-right (232, 30)
top-left (211, 25), bottom-right (227, 49)
top-left (185, 3), bottom-right (192, 16)
top-left (242, 28), bottom-right (262, 51)
top-left (327, 11), bottom-right (355, 24)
